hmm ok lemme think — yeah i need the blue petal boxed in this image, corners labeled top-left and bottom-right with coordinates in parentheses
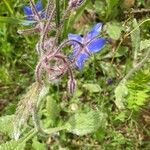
top-left (35, 0), bottom-right (43, 11)
top-left (23, 6), bottom-right (32, 15)
top-left (26, 16), bottom-right (34, 21)
top-left (87, 23), bottom-right (103, 40)
top-left (23, 1), bottom-right (42, 16)
top-left (68, 34), bottom-right (83, 50)
top-left (87, 38), bottom-right (106, 53)
top-left (68, 45), bottom-right (80, 61)
top-left (40, 11), bottom-right (45, 18)
top-left (76, 53), bottom-right (88, 69)
top-left (91, 23), bottom-right (103, 33)
top-left (68, 33), bottom-right (82, 43)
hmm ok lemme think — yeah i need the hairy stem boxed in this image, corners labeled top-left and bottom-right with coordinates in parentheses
top-left (29, 0), bottom-right (41, 21)
top-left (31, 104), bottom-right (48, 137)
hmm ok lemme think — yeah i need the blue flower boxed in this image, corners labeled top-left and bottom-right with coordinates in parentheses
top-left (23, 0), bottom-right (44, 20)
top-left (68, 23), bottom-right (106, 69)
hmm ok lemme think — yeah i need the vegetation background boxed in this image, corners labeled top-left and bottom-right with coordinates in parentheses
top-left (0, 0), bottom-right (150, 149)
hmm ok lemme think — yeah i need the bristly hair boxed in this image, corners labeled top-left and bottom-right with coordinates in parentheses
top-left (18, 0), bottom-right (105, 95)
top-left (14, 0), bottom-right (107, 138)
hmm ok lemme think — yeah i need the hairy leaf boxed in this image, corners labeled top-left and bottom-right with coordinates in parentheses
top-left (115, 82), bottom-right (128, 109)
top-left (107, 23), bottom-right (122, 40)
top-left (46, 95), bottom-right (59, 125)
top-left (0, 129), bottom-right (36, 150)
top-left (0, 140), bottom-right (25, 150)
top-left (0, 115), bottom-right (14, 137)
top-left (83, 83), bottom-right (102, 93)
top-left (140, 39), bottom-right (150, 51)
top-left (131, 19), bottom-right (140, 66)
top-left (65, 110), bottom-right (106, 136)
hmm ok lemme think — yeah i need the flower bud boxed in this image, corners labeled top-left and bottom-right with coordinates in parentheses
top-left (67, 78), bottom-right (76, 95)
top-left (68, 0), bottom-right (84, 8)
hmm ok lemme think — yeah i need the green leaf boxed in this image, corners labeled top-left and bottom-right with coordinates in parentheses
top-left (0, 130), bottom-right (36, 150)
top-left (0, 140), bottom-right (25, 150)
top-left (131, 19), bottom-right (140, 51)
top-left (115, 82), bottom-right (128, 109)
top-left (83, 83), bottom-right (102, 93)
top-left (0, 66), bottom-right (12, 84)
top-left (131, 19), bottom-right (140, 65)
top-left (55, 0), bottom-right (60, 26)
top-left (32, 137), bottom-right (46, 150)
top-left (46, 95), bottom-right (59, 124)
top-left (2, 0), bottom-right (13, 15)
top-left (65, 111), bottom-right (106, 136)
top-left (14, 82), bottom-right (42, 140)
top-left (37, 85), bottom-right (49, 107)
top-left (94, 1), bottom-right (105, 15)
top-left (0, 16), bottom-right (36, 25)
top-left (100, 62), bottom-right (116, 77)
top-left (0, 115), bottom-right (14, 137)
top-left (73, 89), bottom-right (83, 97)
top-left (140, 39), bottom-right (150, 51)
top-left (103, 46), bottom-right (128, 59)
top-left (106, 0), bottom-right (120, 18)
top-left (126, 70), bottom-right (150, 111)
top-left (115, 111), bottom-right (126, 122)
top-left (127, 90), bottom-right (149, 111)
top-left (107, 23), bottom-right (122, 40)
top-left (106, 0), bottom-right (120, 10)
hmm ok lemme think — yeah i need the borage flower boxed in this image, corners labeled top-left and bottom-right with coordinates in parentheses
top-left (68, 23), bottom-right (106, 69)
top-left (23, 0), bottom-right (44, 21)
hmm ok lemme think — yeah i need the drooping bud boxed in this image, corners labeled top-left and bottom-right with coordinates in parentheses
top-left (68, 0), bottom-right (84, 8)
top-left (67, 77), bottom-right (76, 95)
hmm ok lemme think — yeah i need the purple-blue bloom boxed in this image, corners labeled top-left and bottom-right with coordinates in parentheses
top-left (68, 23), bottom-right (106, 69)
top-left (23, 0), bottom-right (44, 20)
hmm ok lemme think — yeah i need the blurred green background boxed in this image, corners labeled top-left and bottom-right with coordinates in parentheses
top-left (0, 0), bottom-right (150, 149)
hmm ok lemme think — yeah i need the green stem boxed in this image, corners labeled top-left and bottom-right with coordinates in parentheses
top-left (16, 129), bottom-right (37, 150)
top-left (55, 0), bottom-right (61, 43)
top-left (44, 126), bottom-right (66, 134)
top-left (31, 85), bottom-right (65, 137)
top-left (111, 18), bottom-right (150, 64)
top-left (62, 0), bottom-right (68, 39)
top-left (32, 103), bottom-right (66, 137)
top-left (21, 129), bottom-right (37, 143)
top-left (32, 103), bottom-right (48, 137)
top-left (55, 0), bottom-right (60, 27)
top-left (93, 55), bottom-right (97, 82)
top-left (122, 48), bottom-right (150, 83)
top-left (125, 19), bottom-right (150, 38)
